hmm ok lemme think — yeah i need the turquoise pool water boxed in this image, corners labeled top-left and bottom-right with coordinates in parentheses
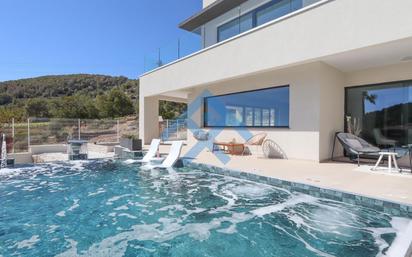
top-left (0, 160), bottom-right (410, 257)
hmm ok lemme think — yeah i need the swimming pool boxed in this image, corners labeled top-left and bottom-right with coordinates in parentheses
top-left (0, 160), bottom-right (411, 257)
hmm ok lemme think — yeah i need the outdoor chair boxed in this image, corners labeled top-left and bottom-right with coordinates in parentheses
top-left (142, 140), bottom-right (183, 169)
top-left (242, 133), bottom-right (267, 156)
top-left (373, 128), bottom-right (397, 148)
top-left (332, 132), bottom-right (380, 166)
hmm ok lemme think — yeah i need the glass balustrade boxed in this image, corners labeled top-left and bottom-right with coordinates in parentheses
top-left (143, 0), bottom-right (321, 73)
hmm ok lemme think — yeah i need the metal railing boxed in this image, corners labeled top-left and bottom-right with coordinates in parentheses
top-left (159, 119), bottom-right (187, 141)
top-left (0, 117), bottom-right (138, 153)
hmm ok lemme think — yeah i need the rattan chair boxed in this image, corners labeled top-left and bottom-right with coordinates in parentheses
top-left (242, 133), bottom-right (267, 156)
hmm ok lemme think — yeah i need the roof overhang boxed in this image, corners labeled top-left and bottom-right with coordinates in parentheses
top-left (179, 0), bottom-right (248, 31)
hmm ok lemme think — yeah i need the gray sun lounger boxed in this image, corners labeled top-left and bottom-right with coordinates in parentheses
top-left (332, 132), bottom-right (381, 166)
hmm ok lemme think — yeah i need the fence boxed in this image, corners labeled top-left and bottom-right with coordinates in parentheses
top-left (0, 117), bottom-right (138, 153)
top-left (159, 119), bottom-right (187, 141)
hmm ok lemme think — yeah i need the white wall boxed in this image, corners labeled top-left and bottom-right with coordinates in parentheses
top-left (202, 0), bottom-right (320, 47)
top-left (139, 0), bottom-right (412, 161)
top-left (318, 64), bottom-right (345, 160)
top-left (140, 61), bottom-right (412, 161)
top-left (186, 62), bottom-right (345, 161)
top-left (140, 0), bottom-right (412, 97)
top-left (182, 61), bottom-right (412, 161)
top-left (10, 152), bottom-right (33, 164)
top-left (139, 96), bottom-right (160, 145)
top-left (345, 62), bottom-right (412, 87)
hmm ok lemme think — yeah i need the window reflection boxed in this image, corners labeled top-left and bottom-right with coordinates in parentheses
top-left (345, 81), bottom-right (412, 148)
top-left (204, 86), bottom-right (289, 127)
top-left (217, 0), bottom-right (309, 43)
top-left (256, 0), bottom-right (291, 26)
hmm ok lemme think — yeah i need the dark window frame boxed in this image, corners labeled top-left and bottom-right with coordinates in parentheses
top-left (203, 85), bottom-right (290, 128)
top-left (344, 79), bottom-right (412, 144)
top-left (344, 79), bottom-right (412, 130)
top-left (217, 0), bottom-right (302, 42)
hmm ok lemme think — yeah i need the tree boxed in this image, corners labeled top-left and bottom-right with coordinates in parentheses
top-left (0, 94), bottom-right (13, 105)
top-left (0, 106), bottom-right (26, 123)
top-left (96, 88), bottom-right (135, 118)
top-left (49, 95), bottom-right (99, 119)
top-left (25, 98), bottom-right (49, 118)
top-left (159, 101), bottom-right (187, 119)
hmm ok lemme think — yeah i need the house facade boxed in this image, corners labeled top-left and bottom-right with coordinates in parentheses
top-left (139, 0), bottom-right (412, 162)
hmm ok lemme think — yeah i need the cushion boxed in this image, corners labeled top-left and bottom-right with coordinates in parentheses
top-left (346, 139), bottom-right (363, 150)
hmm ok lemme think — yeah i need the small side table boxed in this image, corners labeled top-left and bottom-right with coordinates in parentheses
top-left (372, 152), bottom-right (399, 173)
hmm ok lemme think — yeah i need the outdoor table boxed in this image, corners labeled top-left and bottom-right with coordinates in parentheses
top-left (371, 152), bottom-right (400, 173)
top-left (212, 142), bottom-right (245, 155)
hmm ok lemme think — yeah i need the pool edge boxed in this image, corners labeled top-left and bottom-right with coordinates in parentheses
top-left (182, 160), bottom-right (412, 257)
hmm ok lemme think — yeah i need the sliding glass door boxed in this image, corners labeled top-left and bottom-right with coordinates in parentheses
top-left (345, 80), bottom-right (412, 148)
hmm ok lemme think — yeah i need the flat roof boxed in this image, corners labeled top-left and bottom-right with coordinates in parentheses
top-left (179, 0), bottom-right (248, 31)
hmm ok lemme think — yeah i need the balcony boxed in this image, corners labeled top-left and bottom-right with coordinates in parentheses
top-left (139, 0), bottom-right (412, 97)
top-left (143, 0), bottom-right (323, 73)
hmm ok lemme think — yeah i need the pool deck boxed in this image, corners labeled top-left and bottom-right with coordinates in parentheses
top-left (157, 144), bottom-right (412, 205)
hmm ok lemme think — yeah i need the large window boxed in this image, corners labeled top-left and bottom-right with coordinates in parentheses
top-left (217, 0), bottom-right (304, 42)
top-left (256, 0), bottom-right (292, 26)
top-left (345, 81), bottom-right (412, 147)
top-left (204, 86), bottom-right (290, 127)
top-left (218, 13), bottom-right (253, 42)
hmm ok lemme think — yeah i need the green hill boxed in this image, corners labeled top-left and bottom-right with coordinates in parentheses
top-left (0, 74), bottom-right (138, 100)
top-left (0, 74), bottom-right (186, 123)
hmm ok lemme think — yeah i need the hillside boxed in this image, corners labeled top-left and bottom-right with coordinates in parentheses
top-left (0, 74), bottom-right (186, 123)
top-left (0, 74), bottom-right (138, 100)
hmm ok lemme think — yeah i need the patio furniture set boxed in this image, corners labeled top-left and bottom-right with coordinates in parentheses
top-left (332, 132), bottom-right (411, 173)
top-left (212, 131), bottom-right (410, 173)
top-left (212, 133), bottom-right (268, 156)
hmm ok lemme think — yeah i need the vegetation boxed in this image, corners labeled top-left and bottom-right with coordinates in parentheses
top-left (0, 74), bottom-right (186, 124)
top-left (0, 74), bottom-right (137, 99)
top-left (159, 100), bottom-right (187, 120)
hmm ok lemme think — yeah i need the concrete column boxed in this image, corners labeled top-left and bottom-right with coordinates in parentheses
top-left (317, 62), bottom-right (345, 161)
top-left (139, 95), bottom-right (159, 145)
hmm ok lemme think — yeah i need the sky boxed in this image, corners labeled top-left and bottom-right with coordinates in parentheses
top-left (0, 0), bottom-right (202, 82)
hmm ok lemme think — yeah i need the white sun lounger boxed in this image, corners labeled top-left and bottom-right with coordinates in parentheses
top-left (142, 141), bottom-right (183, 170)
top-left (124, 139), bottom-right (160, 164)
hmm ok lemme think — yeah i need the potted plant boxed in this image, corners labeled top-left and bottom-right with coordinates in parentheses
top-left (120, 134), bottom-right (142, 151)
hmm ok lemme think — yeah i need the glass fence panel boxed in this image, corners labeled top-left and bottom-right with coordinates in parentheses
top-left (179, 29), bottom-right (202, 58)
top-left (12, 121), bottom-right (29, 153)
top-left (159, 41), bottom-right (179, 67)
top-left (0, 117), bottom-right (139, 153)
top-left (160, 119), bottom-right (187, 141)
top-left (144, 49), bottom-right (161, 73)
top-left (29, 118), bottom-right (79, 146)
top-left (143, 30), bottom-right (202, 73)
top-left (80, 119), bottom-right (118, 143)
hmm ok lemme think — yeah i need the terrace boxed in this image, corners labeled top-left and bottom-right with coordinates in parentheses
top-left (158, 144), bottom-right (412, 205)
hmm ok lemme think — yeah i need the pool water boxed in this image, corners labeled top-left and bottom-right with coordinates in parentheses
top-left (0, 160), bottom-right (410, 257)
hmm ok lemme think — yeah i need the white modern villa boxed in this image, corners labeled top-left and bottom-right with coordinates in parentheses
top-left (139, 0), bottom-right (412, 163)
